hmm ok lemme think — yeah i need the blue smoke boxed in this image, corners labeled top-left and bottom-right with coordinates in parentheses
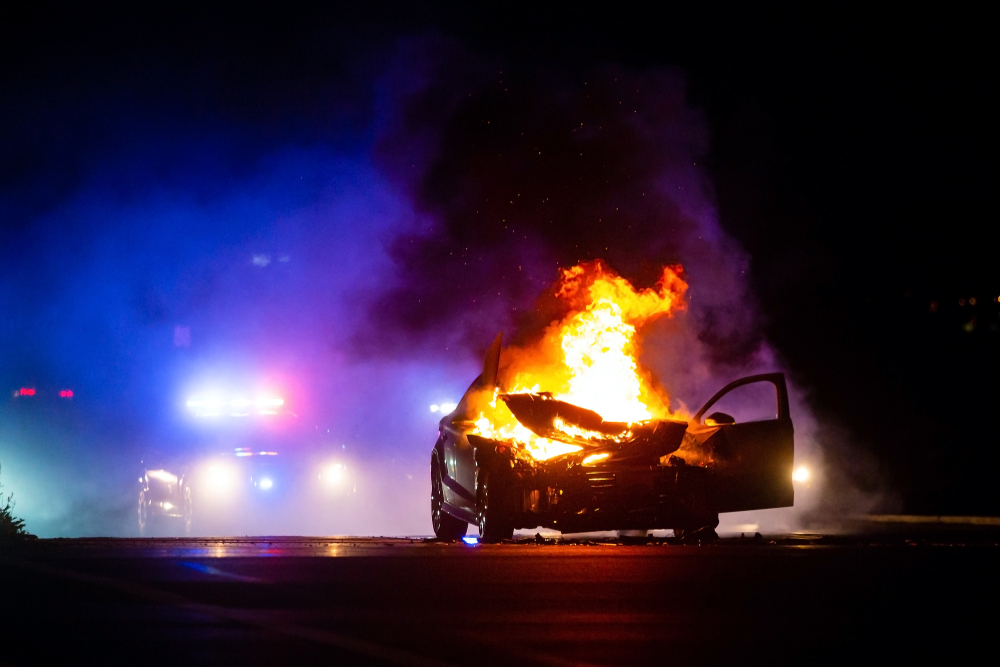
top-left (0, 77), bottom-right (485, 537)
top-left (0, 33), bottom-right (821, 538)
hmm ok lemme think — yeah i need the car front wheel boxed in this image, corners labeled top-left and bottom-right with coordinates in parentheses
top-left (477, 471), bottom-right (514, 543)
top-left (431, 454), bottom-right (468, 540)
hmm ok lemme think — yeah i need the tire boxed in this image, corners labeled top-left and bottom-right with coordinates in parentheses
top-left (138, 489), bottom-right (148, 537)
top-left (477, 470), bottom-right (514, 543)
top-left (431, 454), bottom-right (468, 540)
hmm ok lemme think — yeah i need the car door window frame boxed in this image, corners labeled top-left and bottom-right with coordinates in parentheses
top-left (693, 373), bottom-right (790, 425)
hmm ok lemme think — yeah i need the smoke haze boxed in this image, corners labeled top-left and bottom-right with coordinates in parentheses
top-left (2, 29), bottom-right (827, 538)
top-left (367, 37), bottom-right (826, 530)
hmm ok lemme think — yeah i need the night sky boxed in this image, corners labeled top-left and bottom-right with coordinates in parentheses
top-left (1, 5), bottom-right (994, 534)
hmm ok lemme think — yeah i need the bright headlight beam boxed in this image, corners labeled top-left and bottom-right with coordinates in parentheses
top-left (324, 464), bottom-right (344, 484)
top-left (255, 397), bottom-right (284, 408)
top-left (188, 393), bottom-right (283, 416)
top-left (259, 478), bottom-right (273, 490)
top-left (206, 464), bottom-right (236, 492)
top-left (147, 470), bottom-right (178, 484)
top-left (582, 452), bottom-right (610, 466)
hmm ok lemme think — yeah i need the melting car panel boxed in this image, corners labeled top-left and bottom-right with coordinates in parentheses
top-left (431, 335), bottom-right (795, 542)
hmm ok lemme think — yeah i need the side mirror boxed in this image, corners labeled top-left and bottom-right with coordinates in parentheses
top-left (705, 411), bottom-right (736, 426)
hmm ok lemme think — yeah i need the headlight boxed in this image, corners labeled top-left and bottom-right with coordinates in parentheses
top-left (582, 452), bottom-right (610, 466)
top-left (146, 469), bottom-right (178, 484)
top-left (258, 477), bottom-right (274, 490)
top-left (204, 464), bottom-right (237, 493)
top-left (322, 463), bottom-right (346, 485)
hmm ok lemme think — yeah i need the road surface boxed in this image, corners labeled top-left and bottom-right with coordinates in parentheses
top-left (1, 531), bottom-right (995, 665)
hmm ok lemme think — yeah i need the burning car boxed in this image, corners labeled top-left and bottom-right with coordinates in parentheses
top-left (429, 262), bottom-right (795, 542)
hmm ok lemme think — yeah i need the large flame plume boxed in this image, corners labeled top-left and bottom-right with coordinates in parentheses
top-left (472, 260), bottom-right (688, 460)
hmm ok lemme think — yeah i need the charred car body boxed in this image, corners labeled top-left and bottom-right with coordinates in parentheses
top-left (430, 335), bottom-right (794, 541)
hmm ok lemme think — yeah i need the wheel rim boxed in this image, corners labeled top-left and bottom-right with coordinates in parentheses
top-left (431, 461), bottom-right (444, 533)
top-left (477, 476), bottom-right (488, 537)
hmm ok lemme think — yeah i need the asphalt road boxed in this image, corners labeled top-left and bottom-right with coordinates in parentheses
top-left (1, 531), bottom-right (996, 666)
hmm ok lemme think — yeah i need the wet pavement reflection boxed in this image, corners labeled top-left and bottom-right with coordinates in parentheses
top-left (2, 531), bottom-right (997, 665)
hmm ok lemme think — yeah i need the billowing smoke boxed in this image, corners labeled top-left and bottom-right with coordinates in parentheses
top-left (1, 30), bottom-right (837, 538)
top-left (365, 36), bottom-right (827, 530)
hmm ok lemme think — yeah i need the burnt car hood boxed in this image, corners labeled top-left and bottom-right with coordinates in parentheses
top-left (500, 392), bottom-right (688, 460)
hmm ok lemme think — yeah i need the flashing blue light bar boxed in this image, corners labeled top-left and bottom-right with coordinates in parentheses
top-left (461, 536), bottom-right (479, 546)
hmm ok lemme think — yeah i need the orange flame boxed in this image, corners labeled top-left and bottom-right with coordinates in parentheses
top-left (473, 260), bottom-right (687, 460)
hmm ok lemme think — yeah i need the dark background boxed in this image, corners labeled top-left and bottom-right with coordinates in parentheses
top-left (2, 4), bottom-right (994, 515)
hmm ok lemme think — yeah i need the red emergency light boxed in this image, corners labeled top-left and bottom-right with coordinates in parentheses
top-left (59, 390), bottom-right (74, 398)
top-left (19, 387), bottom-right (35, 396)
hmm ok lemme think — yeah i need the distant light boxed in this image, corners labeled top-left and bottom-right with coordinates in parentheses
top-left (792, 466), bottom-right (810, 482)
top-left (187, 394), bottom-right (283, 417)
top-left (256, 396), bottom-right (284, 415)
top-left (147, 470), bottom-right (178, 484)
top-left (19, 387), bottom-right (35, 396)
top-left (256, 396), bottom-right (284, 408)
top-left (324, 464), bottom-right (344, 484)
top-left (439, 402), bottom-right (458, 414)
top-left (187, 395), bottom-right (224, 417)
top-left (970, 297), bottom-right (977, 305)
top-left (462, 536), bottom-right (479, 546)
top-left (430, 404), bottom-right (439, 412)
top-left (259, 478), bottom-right (273, 490)
top-left (733, 523), bottom-right (759, 533)
top-left (582, 452), bottom-right (610, 466)
top-left (162, 502), bottom-right (174, 510)
top-left (59, 389), bottom-right (73, 398)
top-left (206, 465), bottom-right (235, 492)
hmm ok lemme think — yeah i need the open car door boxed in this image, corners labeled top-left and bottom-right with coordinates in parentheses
top-left (693, 373), bottom-right (795, 512)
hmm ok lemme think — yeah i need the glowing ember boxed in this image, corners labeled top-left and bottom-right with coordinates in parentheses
top-left (471, 260), bottom-right (687, 460)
